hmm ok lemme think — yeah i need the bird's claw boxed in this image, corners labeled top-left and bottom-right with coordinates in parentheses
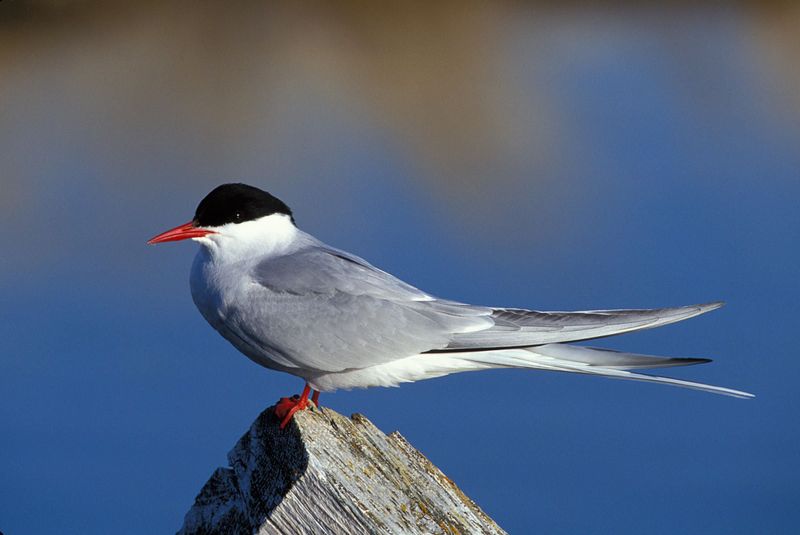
top-left (275, 394), bottom-right (312, 429)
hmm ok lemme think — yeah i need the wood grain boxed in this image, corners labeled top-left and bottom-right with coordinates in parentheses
top-left (179, 404), bottom-right (507, 535)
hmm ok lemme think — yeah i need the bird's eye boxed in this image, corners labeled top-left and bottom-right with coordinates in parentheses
top-left (235, 212), bottom-right (241, 221)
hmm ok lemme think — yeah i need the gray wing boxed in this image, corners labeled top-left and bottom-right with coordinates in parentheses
top-left (246, 239), bottom-right (722, 371)
top-left (437, 302), bottom-right (724, 351)
top-left (245, 243), bottom-right (493, 372)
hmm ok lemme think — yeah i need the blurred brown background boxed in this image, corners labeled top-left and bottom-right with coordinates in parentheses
top-left (2, 2), bottom-right (798, 269)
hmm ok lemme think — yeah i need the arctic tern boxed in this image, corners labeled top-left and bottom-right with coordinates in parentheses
top-left (149, 183), bottom-right (752, 427)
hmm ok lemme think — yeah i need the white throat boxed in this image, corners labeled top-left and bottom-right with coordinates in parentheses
top-left (193, 213), bottom-right (299, 264)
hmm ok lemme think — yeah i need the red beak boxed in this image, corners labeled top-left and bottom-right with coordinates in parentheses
top-left (147, 221), bottom-right (215, 244)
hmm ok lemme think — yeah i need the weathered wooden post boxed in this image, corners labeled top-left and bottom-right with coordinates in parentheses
top-left (179, 405), bottom-right (507, 534)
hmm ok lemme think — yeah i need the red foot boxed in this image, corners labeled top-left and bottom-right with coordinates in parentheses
top-left (274, 384), bottom-right (312, 429)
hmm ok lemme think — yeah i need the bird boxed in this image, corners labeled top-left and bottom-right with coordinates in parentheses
top-left (148, 183), bottom-right (752, 427)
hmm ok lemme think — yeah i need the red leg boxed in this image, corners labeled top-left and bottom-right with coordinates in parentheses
top-left (311, 390), bottom-right (320, 406)
top-left (274, 384), bottom-right (311, 429)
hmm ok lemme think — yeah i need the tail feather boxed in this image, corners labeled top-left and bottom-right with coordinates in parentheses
top-left (449, 344), bottom-right (753, 399)
top-left (530, 343), bottom-right (710, 370)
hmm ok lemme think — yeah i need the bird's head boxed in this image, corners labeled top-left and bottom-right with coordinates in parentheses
top-left (147, 183), bottom-right (295, 249)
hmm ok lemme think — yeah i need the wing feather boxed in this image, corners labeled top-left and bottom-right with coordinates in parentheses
top-left (241, 236), bottom-right (726, 379)
top-left (438, 302), bottom-right (724, 350)
top-left (241, 243), bottom-right (491, 372)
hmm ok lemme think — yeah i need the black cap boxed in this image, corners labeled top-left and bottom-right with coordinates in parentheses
top-left (194, 183), bottom-right (294, 227)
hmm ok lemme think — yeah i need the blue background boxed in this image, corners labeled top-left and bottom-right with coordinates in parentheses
top-left (1, 4), bottom-right (798, 534)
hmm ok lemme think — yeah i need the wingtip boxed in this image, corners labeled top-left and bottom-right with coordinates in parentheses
top-left (699, 301), bottom-right (725, 311)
